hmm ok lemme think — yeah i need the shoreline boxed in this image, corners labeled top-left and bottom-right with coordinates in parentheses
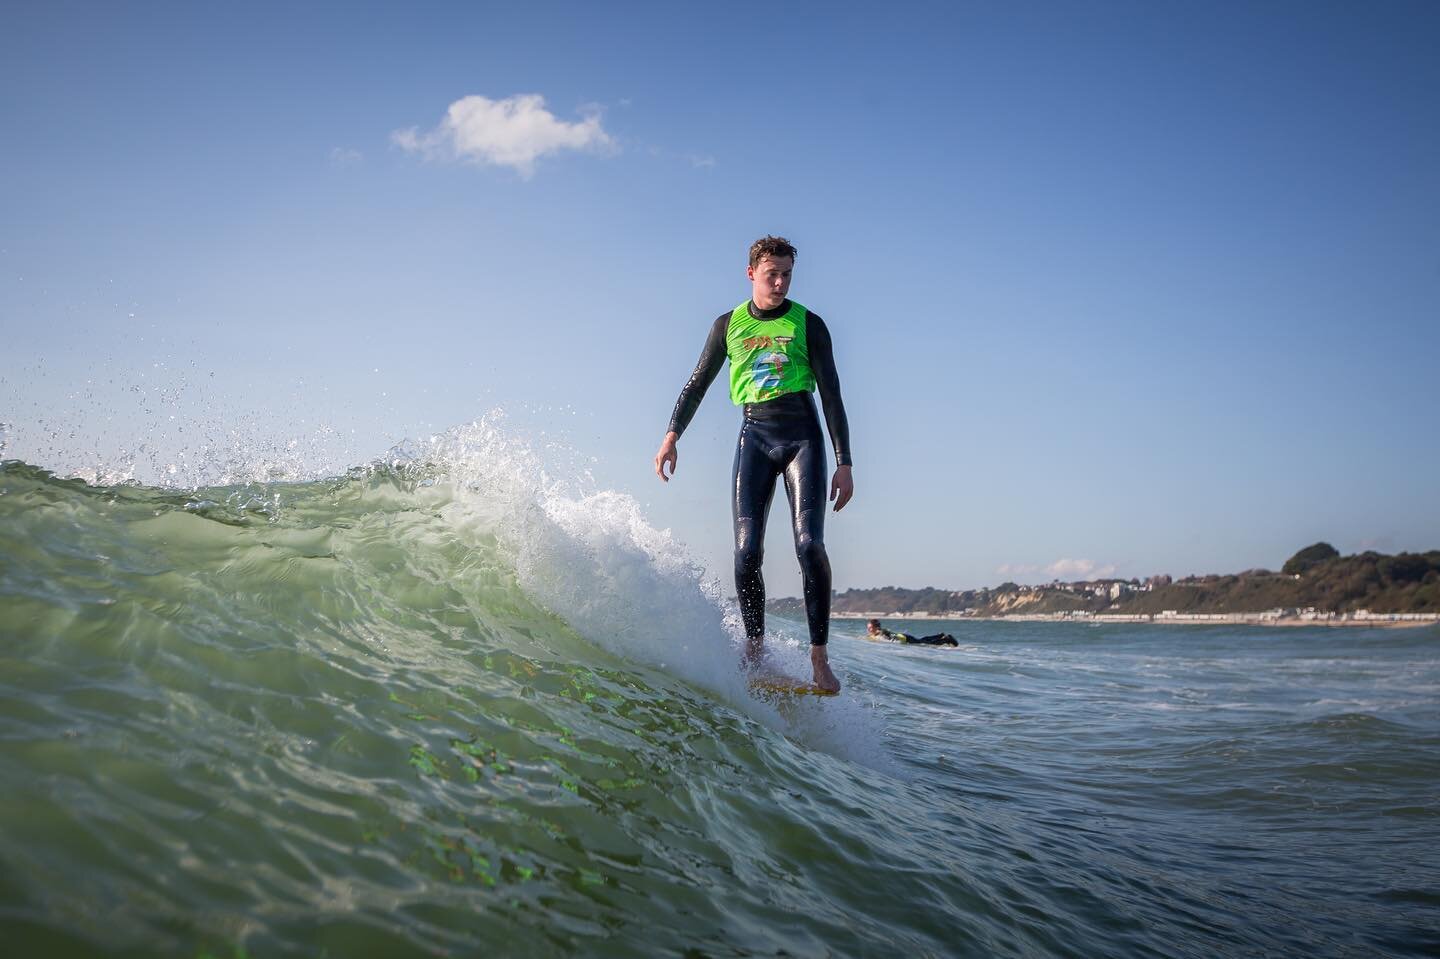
top-left (831, 611), bottom-right (1440, 629)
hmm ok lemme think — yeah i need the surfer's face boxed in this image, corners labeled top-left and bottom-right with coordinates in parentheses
top-left (747, 255), bottom-right (793, 310)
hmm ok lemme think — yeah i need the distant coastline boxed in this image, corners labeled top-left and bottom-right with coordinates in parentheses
top-left (769, 543), bottom-right (1440, 629)
top-left (829, 610), bottom-right (1439, 629)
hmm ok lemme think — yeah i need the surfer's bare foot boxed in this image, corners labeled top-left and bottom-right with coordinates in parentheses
top-left (742, 635), bottom-right (765, 670)
top-left (810, 646), bottom-right (841, 693)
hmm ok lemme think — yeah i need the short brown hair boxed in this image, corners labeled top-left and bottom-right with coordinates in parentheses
top-left (749, 235), bottom-right (797, 268)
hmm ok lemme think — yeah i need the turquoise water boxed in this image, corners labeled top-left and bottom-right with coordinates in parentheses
top-left (1, 427), bottom-right (1437, 958)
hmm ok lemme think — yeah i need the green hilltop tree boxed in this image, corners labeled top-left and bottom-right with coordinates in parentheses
top-left (1282, 542), bottom-right (1339, 575)
top-left (1378, 553), bottom-right (1431, 583)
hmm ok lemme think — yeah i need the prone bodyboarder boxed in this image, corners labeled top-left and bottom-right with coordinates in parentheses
top-left (866, 619), bottom-right (959, 647)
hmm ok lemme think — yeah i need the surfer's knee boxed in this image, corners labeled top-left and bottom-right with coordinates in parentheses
top-left (734, 540), bottom-right (764, 578)
top-left (733, 515), bottom-right (765, 575)
top-left (794, 535), bottom-right (828, 576)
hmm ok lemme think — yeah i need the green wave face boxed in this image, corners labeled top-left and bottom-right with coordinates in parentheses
top-left (6, 441), bottom-right (1440, 959)
top-left (0, 458), bottom-right (919, 958)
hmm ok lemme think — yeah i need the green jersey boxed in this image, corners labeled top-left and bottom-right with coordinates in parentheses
top-left (724, 300), bottom-right (815, 405)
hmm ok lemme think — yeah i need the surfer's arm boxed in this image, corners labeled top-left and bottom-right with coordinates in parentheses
top-left (808, 313), bottom-right (853, 511)
top-left (665, 312), bottom-right (729, 439)
top-left (656, 313), bottom-right (729, 482)
top-left (808, 313), bottom-right (851, 468)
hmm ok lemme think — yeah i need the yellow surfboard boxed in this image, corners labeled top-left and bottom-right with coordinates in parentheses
top-left (746, 674), bottom-right (839, 698)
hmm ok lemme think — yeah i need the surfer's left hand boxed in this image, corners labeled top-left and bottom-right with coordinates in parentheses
top-left (654, 432), bottom-right (679, 482)
top-left (829, 465), bottom-right (853, 512)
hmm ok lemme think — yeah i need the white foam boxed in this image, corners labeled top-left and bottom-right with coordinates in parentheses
top-left (9, 395), bottom-right (898, 771)
top-left (405, 414), bottom-right (897, 772)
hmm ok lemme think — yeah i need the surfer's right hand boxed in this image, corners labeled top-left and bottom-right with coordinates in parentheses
top-left (654, 433), bottom-right (679, 482)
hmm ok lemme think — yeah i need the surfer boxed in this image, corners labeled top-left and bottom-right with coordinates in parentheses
top-left (654, 235), bottom-right (852, 693)
top-left (866, 619), bottom-right (959, 647)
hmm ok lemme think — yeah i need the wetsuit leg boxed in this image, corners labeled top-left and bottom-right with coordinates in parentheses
top-left (780, 429), bottom-right (831, 646)
top-left (732, 421), bottom-right (782, 641)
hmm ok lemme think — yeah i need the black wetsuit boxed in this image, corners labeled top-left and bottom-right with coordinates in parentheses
top-left (667, 300), bottom-right (851, 646)
top-left (876, 627), bottom-right (959, 647)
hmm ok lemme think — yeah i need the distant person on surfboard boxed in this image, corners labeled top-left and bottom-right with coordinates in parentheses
top-left (866, 619), bottom-right (959, 647)
top-left (654, 235), bottom-right (852, 693)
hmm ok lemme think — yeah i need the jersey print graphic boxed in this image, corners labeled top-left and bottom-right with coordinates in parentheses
top-left (751, 350), bottom-right (789, 392)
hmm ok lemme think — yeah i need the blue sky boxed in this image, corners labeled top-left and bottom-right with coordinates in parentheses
top-left (3, 1), bottom-right (1438, 595)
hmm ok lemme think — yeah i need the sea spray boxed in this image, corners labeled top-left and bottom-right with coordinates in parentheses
top-left (3, 392), bottom-right (883, 763)
top-left (2, 350), bottom-right (867, 747)
top-left (1, 356), bottom-right (382, 489)
top-left (9, 390), bottom-right (888, 763)
top-left (382, 415), bottom-right (892, 767)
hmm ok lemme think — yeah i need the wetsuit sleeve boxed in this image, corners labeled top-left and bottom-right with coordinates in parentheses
top-left (807, 312), bottom-right (853, 467)
top-left (666, 312), bottom-right (730, 437)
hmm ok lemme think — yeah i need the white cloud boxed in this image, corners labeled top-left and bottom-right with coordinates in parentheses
top-left (392, 93), bottom-right (614, 178)
top-left (996, 558), bottom-right (1119, 582)
top-left (1044, 558), bottom-right (1117, 580)
top-left (329, 147), bottom-right (362, 167)
top-left (688, 154), bottom-right (717, 169)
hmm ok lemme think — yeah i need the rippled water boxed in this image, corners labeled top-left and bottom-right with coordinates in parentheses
top-left (1, 435), bottom-right (1436, 958)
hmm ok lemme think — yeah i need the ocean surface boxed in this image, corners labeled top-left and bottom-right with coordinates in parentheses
top-left (1, 422), bottom-right (1437, 958)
